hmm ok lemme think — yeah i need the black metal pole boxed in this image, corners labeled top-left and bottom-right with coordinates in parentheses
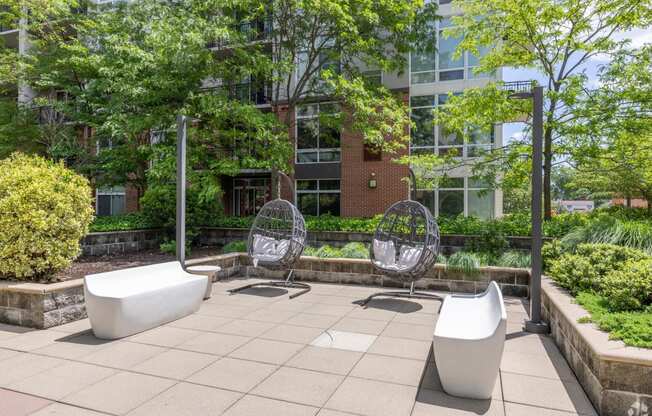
top-left (525, 86), bottom-right (549, 334)
top-left (176, 114), bottom-right (187, 269)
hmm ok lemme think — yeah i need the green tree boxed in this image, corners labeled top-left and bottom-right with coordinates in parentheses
top-left (568, 45), bottom-right (652, 211)
top-left (431, 0), bottom-right (651, 219)
top-left (237, 0), bottom-right (439, 194)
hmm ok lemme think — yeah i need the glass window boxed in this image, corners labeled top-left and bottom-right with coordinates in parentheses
top-left (96, 187), bottom-right (126, 217)
top-left (297, 193), bottom-right (318, 216)
top-left (410, 95), bottom-right (435, 107)
top-left (319, 193), bottom-right (340, 216)
top-left (297, 119), bottom-right (319, 149)
top-left (411, 108), bottom-right (435, 147)
top-left (438, 190), bottom-right (464, 217)
top-left (438, 30), bottom-right (463, 70)
top-left (415, 190), bottom-right (435, 215)
top-left (296, 179), bottom-right (341, 216)
top-left (468, 190), bottom-right (494, 218)
top-left (296, 103), bottom-right (341, 163)
top-left (440, 177), bottom-right (464, 188)
top-left (362, 70), bottom-right (382, 86)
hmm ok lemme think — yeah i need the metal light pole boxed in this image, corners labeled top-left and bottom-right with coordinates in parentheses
top-left (502, 82), bottom-right (549, 334)
top-left (176, 114), bottom-right (187, 269)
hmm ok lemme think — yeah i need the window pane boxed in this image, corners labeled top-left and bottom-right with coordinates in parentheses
top-left (319, 150), bottom-right (340, 162)
top-left (410, 95), bottom-right (435, 107)
top-left (468, 190), bottom-right (494, 218)
top-left (438, 125), bottom-right (462, 146)
top-left (411, 72), bottom-right (436, 84)
top-left (297, 119), bottom-right (318, 149)
top-left (467, 45), bottom-right (490, 67)
top-left (298, 193), bottom-right (318, 216)
top-left (438, 146), bottom-right (462, 156)
top-left (111, 194), bottom-right (125, 216)
top-left (469, 126), bottom-right (494, 144)
top-left (97, 195), bottom-right (111, 216)
top-left (319, 125), bottom-right (340, 148)
top-left (440, 177), bottom-right (464, 188)
top-left (438, 31), bottom-right (463, 69)
top-left (439, 190), bottom-right (464, 217)
top-left (319, 193), bottom-right (340, 216)
top-left (411, 51), bottom-right (436, 73)
top-left (297, 180), bottom-right (317, 191)
top-left (469, 177), bottom-right (490, 188)
top-left (411, 147), bottom-right (435, 155)
top-left (319, 180), bottom-right (340, 191)
top-left (297, 152), bottom-right (319, 163)
top-left (415, 190), bottom-right (435, 215)
top-left (439, 70), bottom-right (464, 81)
top-left (297, 104), bottom-right (318, 117)
top-left (411, 108), bottom-right (435, 147)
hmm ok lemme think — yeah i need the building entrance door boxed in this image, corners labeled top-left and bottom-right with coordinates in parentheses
top-left (233, 177), bottom-right (270, 217)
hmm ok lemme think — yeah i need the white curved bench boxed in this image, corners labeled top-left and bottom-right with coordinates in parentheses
top-left (84, 261), bottom-right (207, 339)
top-left (433, 281), bottom-right (507, 399)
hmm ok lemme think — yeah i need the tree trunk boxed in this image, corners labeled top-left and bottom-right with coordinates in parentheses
top-left (626, 197), bottom-right (632, 208)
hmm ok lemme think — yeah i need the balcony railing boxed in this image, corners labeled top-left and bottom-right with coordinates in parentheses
top-left (207, 19), bottom-right (272, 49)
top-left (206, 82), bottom-right (271, 106)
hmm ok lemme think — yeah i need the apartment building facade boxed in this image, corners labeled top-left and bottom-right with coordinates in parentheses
top-left (2, 1), bottom-right (503, 219)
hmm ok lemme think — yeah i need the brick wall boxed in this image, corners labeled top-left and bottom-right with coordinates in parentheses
top-left (340, 94), bottom-right (410, 217)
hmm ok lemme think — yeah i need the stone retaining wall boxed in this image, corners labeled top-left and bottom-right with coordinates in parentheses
top-left (194, 253), bottom-right (530, 298)
top-left (541, 278), bottom-right (652, 416)
top-left (199, 227), bottom-right (540, 254)
top-left (0, 280), bottom-right (86, 329)
top-left (81, 229), bottom-right (167, 256)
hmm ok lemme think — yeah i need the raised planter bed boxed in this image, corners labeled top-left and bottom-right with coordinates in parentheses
top-left (541, 277), bottom-right (652, 416)
top-left (81, 229), bottom-right (166, 256)
top-left (0, 253), bottom-right (527, 328)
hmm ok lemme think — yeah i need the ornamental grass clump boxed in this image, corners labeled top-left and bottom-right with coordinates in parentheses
top-left (0, 153), bottom-right (93, 281)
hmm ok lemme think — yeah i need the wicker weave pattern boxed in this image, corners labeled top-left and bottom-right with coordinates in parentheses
top-left (247, 199), bottom-right (306, 269)
top-left (370, 200), bottom-right (440, 281)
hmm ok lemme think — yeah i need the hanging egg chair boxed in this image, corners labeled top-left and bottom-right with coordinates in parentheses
top-left (227, 172), bottom-right (310, 299)
top-left (359, 170), bottom-right (441, 306)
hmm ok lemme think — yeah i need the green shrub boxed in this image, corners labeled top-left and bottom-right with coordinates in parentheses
top-left (340, 242), bottom-right (369, 259)
top-left (159, 239), bottom-right (191, 256)
top-left (549, 243), bottom-right (649, 295)
top-left (303, 246), bottom-right (319, 256)
top-left (561, 215), bottom-right (652, 254)
top-left (0, 153), bottom-right (93, 280)
top-left (446, 251), bottom-right (481, 276)
top-left (315, 245), bottom-right (342, 258)
top-left (223, 240), bottom-right (247, 253)
top-left (497, 250), bottom-right (531, 268)
top-left (576, 292), bottom-right (652, 348)
top-left (601, 259), bottom-right (652, 311)
top-left (90, 212), bottom-right (154, 232)
top-left (542, 240), bottom-right (562, 272)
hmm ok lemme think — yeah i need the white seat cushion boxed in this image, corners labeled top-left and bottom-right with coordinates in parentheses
top-left (398, 246), bottom-right (422, 269)
top-left (276, 239), bottom-right (290, 256)
top-left (373, 239), bottom-right (396, 267)
top-left (252, 234), bottom-right (276, 255)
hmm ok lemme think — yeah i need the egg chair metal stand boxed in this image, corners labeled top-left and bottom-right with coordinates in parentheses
top-left (358, 170), bottom-right (442, 307)
top-left (227, 173), bottom-right (310, 299)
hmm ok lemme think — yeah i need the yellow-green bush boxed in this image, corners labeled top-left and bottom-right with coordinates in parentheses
top-left (0, 153), bottom-right (93, 280)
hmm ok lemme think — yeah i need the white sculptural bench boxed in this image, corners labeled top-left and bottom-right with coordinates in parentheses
top-left (84, 261), bottom-right (208, 339)
top-left (433, 281), bottom-right (507, 400)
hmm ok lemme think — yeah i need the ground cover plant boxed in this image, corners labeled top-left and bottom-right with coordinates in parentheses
top-left (548, 243), bottom-right (652, 348)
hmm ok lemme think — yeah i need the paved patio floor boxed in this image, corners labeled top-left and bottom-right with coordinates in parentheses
top-left (0, 278), bottom-right (597, 416)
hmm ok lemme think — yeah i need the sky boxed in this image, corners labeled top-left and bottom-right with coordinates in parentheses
top-left (502, 27), bottom-right (652, 142)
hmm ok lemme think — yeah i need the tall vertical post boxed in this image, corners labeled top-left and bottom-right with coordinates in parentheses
top-left (525, 86), bottom-right (549, 334)
top-left (176, 115), bottom-right (187, 269)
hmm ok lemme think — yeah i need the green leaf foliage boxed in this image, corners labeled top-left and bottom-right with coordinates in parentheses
top-left (576, 292), bottom-right (652, 349)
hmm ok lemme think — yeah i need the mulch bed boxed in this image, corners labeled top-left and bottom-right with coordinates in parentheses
top-left (53, 247), bottom-right (224, 281)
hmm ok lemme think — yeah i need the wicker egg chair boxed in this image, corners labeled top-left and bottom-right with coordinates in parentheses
top-left (358, 173), bottom-right (441, 306)
top-left (227, 173), bottom-right (310, 299)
